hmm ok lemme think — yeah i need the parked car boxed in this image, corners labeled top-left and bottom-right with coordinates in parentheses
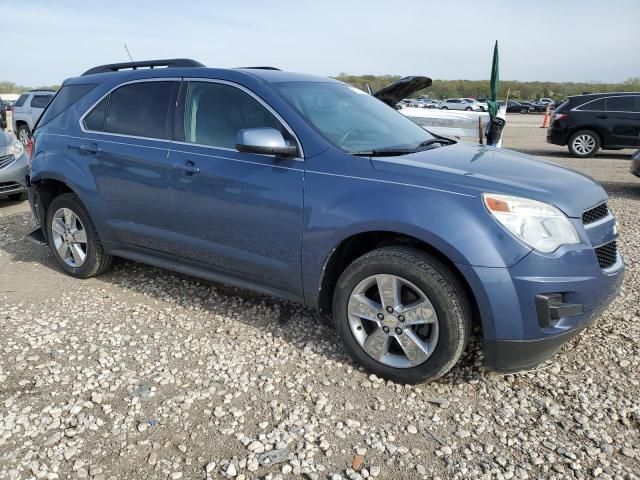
top-left (0, 130), bottom-right (29, 200)
top-left (440, 98), bottom-right (481, 111)
top-left (0, 100), bottom-right (9, 130)
top-left (12, 90), bottom-right (55, 143)
top-left (416, 96), bottom-right (439, 108)
top-left (462, 98), bottom-right (488, 112)
top-left (631, 148), bottom-right (640, 177)
top-left (28, 59), bottom-right (623, 383)
top-left (547, 92), bottom-right (640, 157)
top-left (520, 101), bottom-right (545, 113)
top-left (539, 97), bottom-right (554, 105)
top-left (499, 100), bottom-right (531, 114)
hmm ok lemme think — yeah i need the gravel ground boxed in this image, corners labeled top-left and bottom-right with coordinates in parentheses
top-left (0, 116), bottom-right (638, 480)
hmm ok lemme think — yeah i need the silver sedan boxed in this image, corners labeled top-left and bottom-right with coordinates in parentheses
top-left (0, 131), bottom-right (29, 201)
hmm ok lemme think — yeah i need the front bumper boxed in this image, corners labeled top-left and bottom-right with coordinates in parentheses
top-left (0, 152), bottom-right (29, 197)
top-left (457, 226), bottom-right (624, 372)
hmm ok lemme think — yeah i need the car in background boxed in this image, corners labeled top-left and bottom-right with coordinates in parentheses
top-left (499, 100), bottom-right (531, 114)
top-left (631, 148), bottom-right (640, 177)
top-left (520, 101), bottom-right (545, 113)
top-left (462, 98), bottom-right (488, 112)
top-left (440, 98), bottom-right (482, 111)
top-left (547, 92), bottom-right (640, 157)
top-left (0, 100), bottom-right (9, 130)
top-left (0, 130), bottom-right (29, 201)
top-left (12, 90), bottom-right (55, 143)
top-left (539, 97), bottom-right (554, 105)
top-left (553, 99), bottom-right (566, 109)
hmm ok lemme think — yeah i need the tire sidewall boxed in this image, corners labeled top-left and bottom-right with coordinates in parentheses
top-left (333, 249), bottom-right (468, 383)
top-left (46, 194), bottom-right (100, 278)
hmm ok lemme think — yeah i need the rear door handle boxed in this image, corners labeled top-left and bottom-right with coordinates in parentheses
top-left (172, 161), bottom-right (200, 176)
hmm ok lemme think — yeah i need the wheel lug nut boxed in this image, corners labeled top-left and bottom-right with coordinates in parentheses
top-left (395, 327), bottom-right (403, 335)
top-left (398, 315), bottom-right (405, 322)
top-left (382, 326), bottom-right (389, 333)
top-left (386, 306), bottom-right (393, 313)
top-left (377, 313), bottom-right (384, 320)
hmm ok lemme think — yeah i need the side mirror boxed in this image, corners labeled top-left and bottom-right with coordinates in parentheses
top-left (235, 127), bottom-right (298, 158)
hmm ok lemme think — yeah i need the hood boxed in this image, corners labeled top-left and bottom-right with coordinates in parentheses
top-left (371, 143), bottom-right (606, 217)
top-left (0, 131), bottom-right (15, 148)
top-left (373, 76), bottom-right (432, 107)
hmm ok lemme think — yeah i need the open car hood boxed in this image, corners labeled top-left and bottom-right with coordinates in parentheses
top-left (373, 76), bottom-right (432, 106)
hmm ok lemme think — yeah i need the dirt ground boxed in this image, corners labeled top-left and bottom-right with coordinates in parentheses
top-left (0, 116), bottom-right (638, 480)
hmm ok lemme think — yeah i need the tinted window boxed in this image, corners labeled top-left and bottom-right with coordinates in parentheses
top-left (15, 94), bottom-right (28, 107)
top-left (578, 98), bottom-right (605, 111)
top-left (30, 94), bottom-right (54, 109)
top-left (104, 81), bottom-right (177, 139)
top-left (605, 96), bottom-right (636, 112)
top-left (84, 97), bottom-right (109, 132)
top-left (37, 84), bottom-right (96, 128)
top-left (184, 82), bottom-right (288, 149)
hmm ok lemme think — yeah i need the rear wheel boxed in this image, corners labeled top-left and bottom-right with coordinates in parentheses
top-left (333, 247), bottom-right (471, 384)
top-left (465, 107), bottom-right (472, 111)
top-left (45, 193), bottom-right (112, 278)
top-left (521, 108), bottom-right (529, 114)
top-left (441, 106), bottom-right (448, 110)
top-left (568, 130), bottom-right (600, 157)
top-left (17, 125), bottom-right (30, 145)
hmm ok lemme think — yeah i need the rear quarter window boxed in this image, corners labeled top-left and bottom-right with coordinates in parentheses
top-left (15, 94), bottom-right (28, 107)
top-left (37, 84), bottom-right (96, 128)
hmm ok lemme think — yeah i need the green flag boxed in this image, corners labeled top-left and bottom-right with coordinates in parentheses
top-left (487, 41), bottom-right (499, 119)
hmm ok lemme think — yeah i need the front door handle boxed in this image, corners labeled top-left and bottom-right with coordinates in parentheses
top-left (78, 142), bottom-right (99, 154)
top-left (172, 161), bottom-right (200, 176)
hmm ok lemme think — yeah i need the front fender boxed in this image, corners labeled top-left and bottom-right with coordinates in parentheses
top-left (301, 152), bottom-right (532, 306)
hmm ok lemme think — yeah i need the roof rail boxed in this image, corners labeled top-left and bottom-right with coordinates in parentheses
top-left (82, 58), bottom-right (205, 76)
top-left (237, 66), bottom-right (281, 71)
top-left (28, 89), bottom-right (57, 92)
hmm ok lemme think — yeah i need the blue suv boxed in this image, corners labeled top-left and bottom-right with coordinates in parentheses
top-left (27, 59), bottom-right (623, 383)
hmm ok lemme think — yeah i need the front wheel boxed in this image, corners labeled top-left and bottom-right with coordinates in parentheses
top-left (441, 106), bottom-right (448, 110)
top-left (465, 107), bottom-right (472, 111)
top-left (45, 193), bottom-right (113, 278)
top-left (568, 130), bottom-right (600, 157)
top-left (333, 247), bottom-right (471, 384)
top-left (17, 125), bottom-right (30, 145)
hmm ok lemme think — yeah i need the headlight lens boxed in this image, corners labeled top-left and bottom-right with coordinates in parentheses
top-left (6, 139), bottom-right (24, 158)
top-left (483, 193), bottom-right (580, 253)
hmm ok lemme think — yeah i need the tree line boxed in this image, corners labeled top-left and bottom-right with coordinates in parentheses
top-left (2, 76), bottom-right (639, 101)
top-left (334, 74), bottom-right (640, 100)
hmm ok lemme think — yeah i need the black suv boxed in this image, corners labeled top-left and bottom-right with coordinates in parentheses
top-left (547, 92), bottom-right (640, 157)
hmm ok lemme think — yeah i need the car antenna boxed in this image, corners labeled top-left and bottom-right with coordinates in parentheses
top-left (124, 44), bottom-right (134, 63)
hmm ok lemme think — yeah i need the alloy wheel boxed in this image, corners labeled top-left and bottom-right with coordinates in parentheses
top-left (572, 134), bottom-right (596, 155)
top-left (51, 208), bottom-right (88, 267)
top-left (347, 274), bottom-right (439, 368)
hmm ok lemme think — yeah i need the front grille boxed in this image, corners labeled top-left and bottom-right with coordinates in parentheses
top-left (0, 181), bottom-right (21, 193)
top-left (595, 240), bottom-right (617, 269)
top-left (582, 203), bottom-right (608, 224)
top-left (0, 154), bottom-right (14, 169)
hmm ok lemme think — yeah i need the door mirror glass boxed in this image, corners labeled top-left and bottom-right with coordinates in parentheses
top-left (236, 127), bottom-right (297, 157)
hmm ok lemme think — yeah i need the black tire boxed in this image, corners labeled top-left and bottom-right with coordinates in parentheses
top-left (521, 108), bottom-right (529, 114)
top-left (17, 125), bottom-right (30, 145)
top-left (45, 193), bottom-right (112, 278)
top-left (8, 192), bottom-right (27, 202)
top-left (441, 106), bottom-right (448, 110)
top-left (568, 130), bottom-right (601, 158)
top-left (465, 107), bottom-right (472, 111)
top-left (333, 247), bottom-right (471, 384)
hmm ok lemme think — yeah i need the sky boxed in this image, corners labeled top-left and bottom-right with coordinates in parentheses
top-left (2, 0), bottom-right (639, 87)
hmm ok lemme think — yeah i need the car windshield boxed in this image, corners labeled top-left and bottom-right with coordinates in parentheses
top-left (274, 82), bottom-right (436, 154)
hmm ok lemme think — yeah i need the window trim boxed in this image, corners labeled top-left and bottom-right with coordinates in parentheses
top-left (174, 78), bottom-right (304, 160)
top-left (573, 95), bottom-right (640, 113)
top-left (79, 78), bottom-right (181, 142)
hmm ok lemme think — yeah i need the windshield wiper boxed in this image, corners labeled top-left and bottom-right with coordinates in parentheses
top-left (418, 138), bottom-right (455, 148)
top-left (351, 148), bottom-right (418, 157)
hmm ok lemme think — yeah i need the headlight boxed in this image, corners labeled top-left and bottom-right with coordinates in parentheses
top-left (6, 139), bottom-right (24, 158)
top-left (483, 193), bottom-right (580, 253)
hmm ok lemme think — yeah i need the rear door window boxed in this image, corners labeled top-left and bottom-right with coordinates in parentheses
top-left (605, 96), bottom-right (636, 112)
top-left (577, 98), bottom-right (605, 111)
top-left (37, 84), bottom-right (96, 128)
top-left (99, 81), bottom-right (178, 139)
top-left (30, 94), bottom-right (54, 109)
